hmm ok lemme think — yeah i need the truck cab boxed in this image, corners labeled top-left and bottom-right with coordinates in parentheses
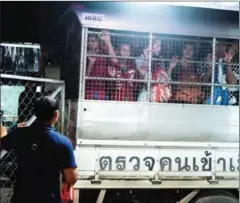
top-left (59, 2), bottom-right (239, 203)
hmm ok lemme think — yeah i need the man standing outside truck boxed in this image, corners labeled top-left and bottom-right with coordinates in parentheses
top-left (0, 96), bottom-right (78, 203)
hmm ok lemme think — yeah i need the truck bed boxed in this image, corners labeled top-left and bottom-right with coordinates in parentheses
top-left (75, 101), bottom-right (239, 142)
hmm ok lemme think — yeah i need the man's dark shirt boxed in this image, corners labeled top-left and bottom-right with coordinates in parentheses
top-left (1, 122), bottom-right (77, 203)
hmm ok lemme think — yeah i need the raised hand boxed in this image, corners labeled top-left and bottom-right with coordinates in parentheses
top-left (18, 122), bottom-right (27, 128)
top-left (169, 56), bottom-right (178, 70)
top-left (88, 57), bottom-right (96, 65)
top-left (99, 30), bottom-right (111, 44)
top-left (143, 46), bottom-right (151, 59)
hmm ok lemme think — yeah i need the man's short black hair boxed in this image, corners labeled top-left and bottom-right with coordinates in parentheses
top-left (34, 96), bottom-right (59, 121)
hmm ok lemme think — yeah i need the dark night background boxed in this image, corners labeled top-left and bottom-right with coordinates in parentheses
top-left (1, 2), bottom-right (75, 64)
top-left (1, 2), bottom-right (72, 45)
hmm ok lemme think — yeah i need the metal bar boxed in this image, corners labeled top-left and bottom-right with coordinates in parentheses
top-left (73, 189), bottom-right (80, 203)
top-left (94, 146), bottom-right (100, 182)
top-left (1, 74), bottom-right (65, 84)
top-left (238, 2), bottom-right (240, 198)
top-left (26, 86), bottom-right (63, 127)
top-left (179, 190), bottom-right (200, 203)
top-left (0, 151), bottom-right (7, 159)
top-left (81, 22), bottom-right (239, 40)
top-left (85, 76), bottom-right (145, 83)
top-left (87, 30), bottom-right (213, 43)
top-left (76, 27), bottom-right (88, 145)
top-left (0, 43), bottom-right (40, 49)
top-left (147, 33), bottom-right (153, 101)
top-left (88, 30), bottom-right (149, 38)
top-left (74, 179), bottom-right (239, 189)
top-left (79, 27), bottom-right (86, 100)
top-left (81, 27), bottom-right (88, 100)
top-left (210, 149), bottom-right (217, 182)
top-left (66, 100), bottom-right (71, 136)
top-left (73, 171), bottom-right (238, 178)
top-left (210, 37), bottom-right (216, 105)
top-left (60, 83), bottom-right (65, 134)
top-left (84, 76), bottom-right (238, 88)
top-left (96, 190), bottom-right (106, 203)
top-left (85, 54), bottom-right (240, 66)
top-left (87, 53), bottom-right (144, 60)
top-left (77, 139), bottom-right (238, 148)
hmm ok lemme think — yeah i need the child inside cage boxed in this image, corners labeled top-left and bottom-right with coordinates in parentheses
top-left (168, 41), bottom-right (205, 104)
top-left (198, 42), bottom-right (226, 83)
top-left (85, 33), bottom-right (108, 100)
top-left (100, 30), bottom-right (138, 101)
top-left (168, 41), bottom-right (197, 81)
top-left (227, 45), bottom-right (239, 106)
top-left (136, 38), bottom-right (174, 103)
top-left (198, 41), bottom-right (239, 105)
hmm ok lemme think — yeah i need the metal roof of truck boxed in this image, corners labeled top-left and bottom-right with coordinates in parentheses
top-left (60, 2), bottom-right (239, 39)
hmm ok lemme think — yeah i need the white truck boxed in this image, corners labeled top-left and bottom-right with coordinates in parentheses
top-left (59, 2), bottom-right (240, 203)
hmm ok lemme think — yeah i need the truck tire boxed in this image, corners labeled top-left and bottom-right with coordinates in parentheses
top-left (195, 196), bottom-right (238, 203)
top-left (194, 190), bottom-right (238, 203)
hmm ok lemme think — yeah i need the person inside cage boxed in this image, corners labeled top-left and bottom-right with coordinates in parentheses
top-left (168, 41), bottom-right (205, 104)
top-left (85, 32), bottom-right (111, 100)
top-left (168, 41), bottom-right (197, 81)
top-left (85, 33), bottom-right (106, 100)
top-left (225, 46), bottom-right (239, 106)
top-left (196, 41), bottom-right (226, 104)
top-left (135, 38), bottom-right (174, 103)
top-left (100, 30), bottom-right (138, 101)
top-left (198, 41), bottom-right (226, 83)
top-left (198, 42), bottom-right (239, 105)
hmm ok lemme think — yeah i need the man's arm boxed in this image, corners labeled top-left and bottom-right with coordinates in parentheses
top-left (62, 139), bottom-right (78, 186)
top-left (0, 126), bottom-right (8, 137)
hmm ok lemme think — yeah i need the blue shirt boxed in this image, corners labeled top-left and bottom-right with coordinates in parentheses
top-left (1, 122), bottom-right (77, 203)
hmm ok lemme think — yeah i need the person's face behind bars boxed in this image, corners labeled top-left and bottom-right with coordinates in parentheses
top-left (183, 44), bottom-right (194, 59)
top-left (88, 35), bottom-right (99, 53)
top-left (119, 44), bottom-right (131, 57)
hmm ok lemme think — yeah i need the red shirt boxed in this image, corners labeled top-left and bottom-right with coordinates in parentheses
top-left (85, 57), bottom-right (107, 100)
top-left (109, 60), bottom-right (137, 101)
top-left (174, 69), bottom-right (204, 104)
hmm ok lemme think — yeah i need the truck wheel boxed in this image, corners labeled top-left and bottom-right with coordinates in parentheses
top-left (195, 195), bottom-right (238, 203)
